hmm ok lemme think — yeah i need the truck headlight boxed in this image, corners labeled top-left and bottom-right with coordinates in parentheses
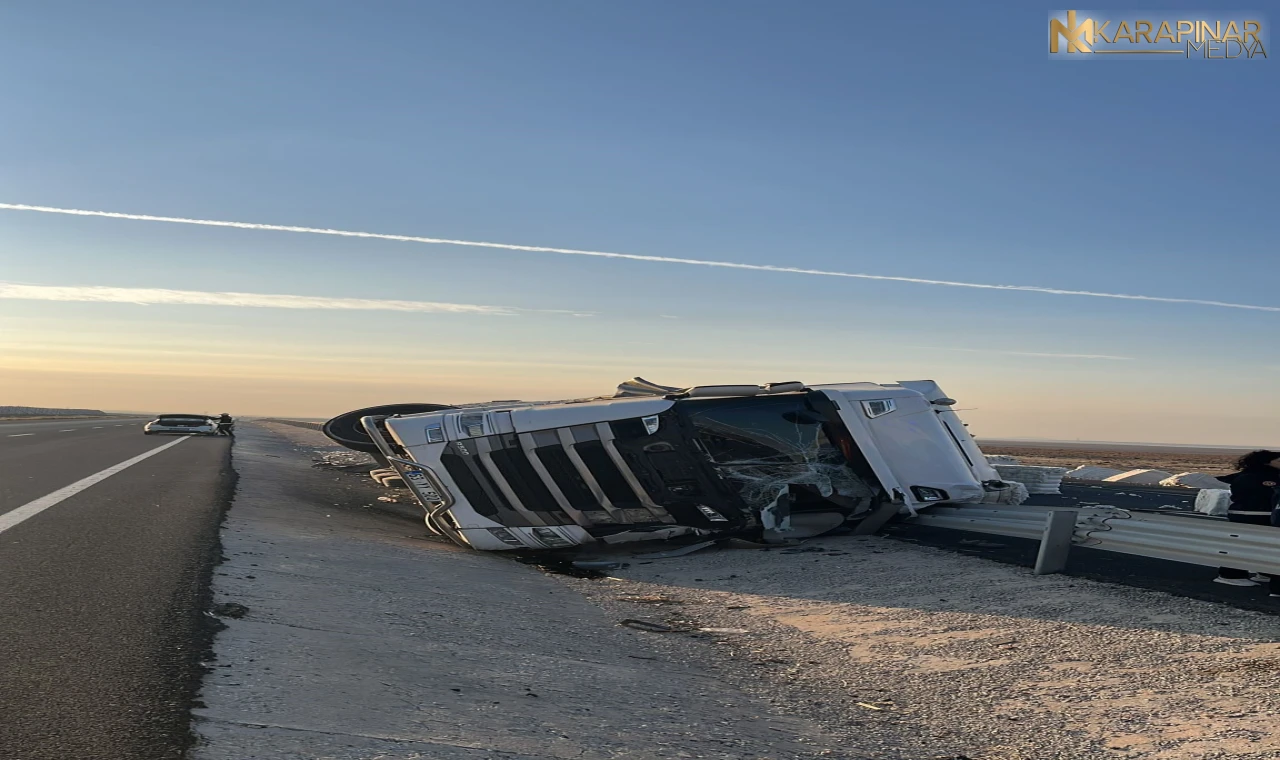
top-left (696, 504), bottom-right (729, 522)
top-left (911, 486), bottom-right (949, 502)
top-left (486, 528), bottom-right (525, 547)
top-left (531, 527), bottom-right (574, 548)
top-left (861, 399), bottom-right (896, 418)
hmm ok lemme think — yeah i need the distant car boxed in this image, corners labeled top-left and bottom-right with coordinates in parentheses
top-left (144, 414), bottom-right (219, 436)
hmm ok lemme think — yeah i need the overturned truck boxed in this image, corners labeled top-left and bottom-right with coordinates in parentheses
top-left (323, 378), bottom-right (1008, 551)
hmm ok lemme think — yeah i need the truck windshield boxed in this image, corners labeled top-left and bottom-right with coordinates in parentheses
top-left (677, 394), bottom-right (873, 509)
top-left (680, 395), bottom-right (842, 464)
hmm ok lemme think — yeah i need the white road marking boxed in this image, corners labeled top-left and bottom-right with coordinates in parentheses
top-left (7, 433), bottom-right (34, 437)
top-left (0, 437), bottom-right (190, 535)
top-left (59, 429), bottom-right (75, 432)
top-left (93, 426), bottom-right (104, 429)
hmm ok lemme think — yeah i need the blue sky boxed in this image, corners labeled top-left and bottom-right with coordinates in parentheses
top-left (0, 2), bottom-right (1276, 444)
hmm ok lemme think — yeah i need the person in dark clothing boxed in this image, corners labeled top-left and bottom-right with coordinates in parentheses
top-left (216, 412), bottom-right (235, 437)
top-left (1215, 449), bottom-right (1280, 595)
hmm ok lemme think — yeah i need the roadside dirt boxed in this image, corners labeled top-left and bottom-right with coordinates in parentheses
top-left (252, 422), bottom-right (1278, 756)
top-left (195, 425), bottom-right (875, 759)
top-left (250, 420), bottom-right (424, 524)
top-left (980, 445), bottom-right (1240, 476)
top-left (568, 536), bottom-right (1280, 760)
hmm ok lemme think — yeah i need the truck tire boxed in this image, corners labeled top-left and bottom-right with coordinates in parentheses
top-left (322, 403), bottom-right (459, 455)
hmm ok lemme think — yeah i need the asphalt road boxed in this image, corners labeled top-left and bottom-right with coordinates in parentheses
top-left (0, 417), bottom-right (234, 760)
top-left (1033, 481), bottom-right (1199, 512)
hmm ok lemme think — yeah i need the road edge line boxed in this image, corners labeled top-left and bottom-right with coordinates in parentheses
top-left (0, 436), bottom-right (192, 534)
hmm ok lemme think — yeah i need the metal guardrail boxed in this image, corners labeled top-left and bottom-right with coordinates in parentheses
top-left (1079, 511), bottom-right (1280, 576)
top-left (912, 505), bottom-right (1049, 540)
top-left (912, 504), bottom-right (1280, 576)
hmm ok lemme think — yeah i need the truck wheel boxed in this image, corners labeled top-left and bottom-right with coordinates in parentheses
top-left (322, 403), bottom-right (458, 454)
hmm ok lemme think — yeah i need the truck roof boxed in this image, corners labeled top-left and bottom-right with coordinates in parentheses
top-left (422, 380), bottom-right (936, 418)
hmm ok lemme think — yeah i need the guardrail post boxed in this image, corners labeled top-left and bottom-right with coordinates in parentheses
top-left (1034, 509), bottom-right (1078, 575)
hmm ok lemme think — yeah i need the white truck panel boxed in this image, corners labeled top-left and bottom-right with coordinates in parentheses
top-left (821, 385), bottom-right (986, 508)
top-left (507, 398), bottom-right (674, 432)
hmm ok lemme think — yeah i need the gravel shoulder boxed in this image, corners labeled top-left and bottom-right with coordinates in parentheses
top-left (563, 537), bottom-right (1280, 760)
top-left (251, 419), bottom-right (424, 523)
top-left (979, 445), bottom-right (1239, 475)
top-left (193, 424), bottom-right (876, 759)
top-left (227, 422), bottom-right (1280, 758)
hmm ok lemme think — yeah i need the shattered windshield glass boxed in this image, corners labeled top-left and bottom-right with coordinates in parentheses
top-left (679, 395), bottom-right (874, 512)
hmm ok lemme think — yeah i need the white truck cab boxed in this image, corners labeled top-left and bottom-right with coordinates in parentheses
top-left (332, 379), bottom-right (1004, 551)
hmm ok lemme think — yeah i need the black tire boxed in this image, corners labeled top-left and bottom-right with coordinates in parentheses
top-left (321, 403), bottom-right (459, 455)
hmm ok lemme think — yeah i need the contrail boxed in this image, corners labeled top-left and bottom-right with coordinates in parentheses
top-left (917, 346), bottom-right (1134, 361)
top-left (0, 282), bottom-right (517, 315)
top-left (3, 202), bottom-right (1276, 314)
top-left (986, 350), bottom-right (1132, 361)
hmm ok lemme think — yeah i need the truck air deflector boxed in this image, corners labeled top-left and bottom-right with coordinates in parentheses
top-left (555, 428), bottom-right (627, 522)
top-left (473, 436), bottom-right (550, 527)
top-left (595, 422), bottom-right (674, 522)
top-left (517, 432), bottom-right (590, 525)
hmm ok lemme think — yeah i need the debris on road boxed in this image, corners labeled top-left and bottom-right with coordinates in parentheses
top-left (1195, 488), bottom-right (1231, 515)
top-left (615, 595), bottom-right (684, 605)
top-left (1161, 471), bottom-right (1231, 490)
top-left (312, 450), bottom-right (375, 469)
top-left (1064, 465), bottom-right (1127, 481)
top-left (571, 560), bottom-right (628, 571)
top-left (619, 619), bottom-right (688, 633)
top-left (1104, 468), bottom-right (1175, 485)
top-left (210, 602), bottom-right (249, 619)
top-left (990, 464), bottom-right (1067, 495)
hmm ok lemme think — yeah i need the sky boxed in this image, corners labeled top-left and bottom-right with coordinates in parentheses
top-left (0, 2), bottom-right (1276, 445)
